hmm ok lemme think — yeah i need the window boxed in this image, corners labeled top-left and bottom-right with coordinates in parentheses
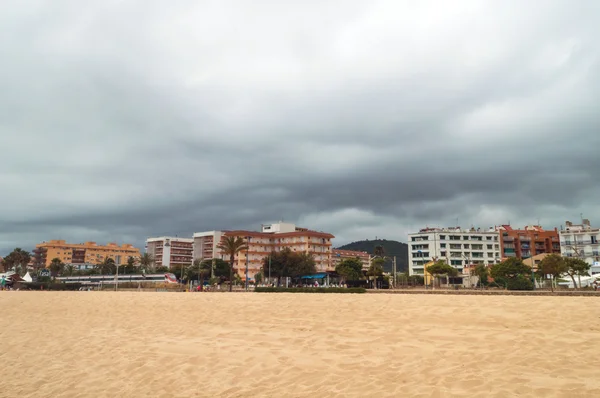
top-left (487, 244), bottom-right (493, 249)
top-left (486, 236), bottom-right (493, 241)
top-left (441, 251), bottom-right (446, 256)
top-left (449, 236), bottom-right (461, 241)
top-left (440, 243), bottom-right (446, 248)
top-left (439, 235), bottom-right (446, 240)
top-left (464, 244), bottom-right (470, 249)
top-left (487, 252), bottom-right (493, 258)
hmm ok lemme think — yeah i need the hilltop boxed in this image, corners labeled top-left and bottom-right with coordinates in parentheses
top-left (335, 239), bottom-right (409, 273)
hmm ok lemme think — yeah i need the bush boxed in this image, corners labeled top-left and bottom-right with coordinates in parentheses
top-left (254, 287), bottom-right (366, 293)
top-left (20, 282), bottom-right (83, 291)
top-left (506, 276), bottom-right (534, 291)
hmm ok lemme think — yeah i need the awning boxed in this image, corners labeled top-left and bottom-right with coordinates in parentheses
top-left (300, 273), bottom-right (328, 279)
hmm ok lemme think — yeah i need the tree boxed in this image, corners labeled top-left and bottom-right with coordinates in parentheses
top-left (139, 253), bottom-right (155, 273)
top-left (426, 260), bottom-right (458, 287)
top-left (187, 259), bottom-right (212, 289)
top-left (490, 258), bottom-right (531, 280)
top-left (289, 252), bottom-right (316, 278)
top-left (335, 258), bottom-right (364, 282)
top-left (472, 264), bottom-right (489, 287)
top-left (537, 254), bottom-right (568, 292)
top-left (366, 258), bottom-right (385, 289)
top-left (254, 270), bottom-right (263, 284)
top-left (261, 248), bottom-right (317, 285)
top-left (49, 258), bottom-right (65, 279)
top-left (217, 236), bottom-right (248, 292)
top-left (373, 245), bottom-right (385, 257)
top-left (564, 258), bottom-right (590, 289)
top-left (95, 257), bottom-right (116, 275)
top-left (64, 264), bottom-right (76, 276)
top-left (2, 248), bottom-right (31, 274)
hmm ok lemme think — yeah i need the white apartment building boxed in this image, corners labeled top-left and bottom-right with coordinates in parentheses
top-left (145, 237), bottom-right (194, 270)
top-left (192, 231), bottom-right (225, 262)
top-left (559, 219), bottom-right (600, 275)
top-left (408, 227), bottom-right (501, 275)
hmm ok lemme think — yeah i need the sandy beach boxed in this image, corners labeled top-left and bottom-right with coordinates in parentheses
top-left (1, 292), bottom-right (599, 397)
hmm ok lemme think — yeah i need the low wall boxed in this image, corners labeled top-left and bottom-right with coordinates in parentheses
top-left (367, 289), bottom-right (600, 297)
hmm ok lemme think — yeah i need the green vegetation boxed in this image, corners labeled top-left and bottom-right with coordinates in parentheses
top-left (49, 258), bottom-right (65, 278)
top-left (336, 239), bottom-right (408, 273)
top-left (217, 236), bottom-right (248, 292)
top-left (1, 248), bottom-right (31, 274)
top-left (255, 287), bottom-right (366, 293)
top-left (139, 253), bottom-right (155, 273)
top-left (335, 258), bottom-right (363, 281)
top-left (564, 258), bottom-right (590, 289)
top-left (261, 248), bottom-right (316, 284)
top-left (490, 258), bottom-right (533, 290)
top-left (472, 264), bottom-right (489, 286)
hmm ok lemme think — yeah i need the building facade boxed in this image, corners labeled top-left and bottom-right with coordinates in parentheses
top-left (331, 249), bottom-right (370, 270)
top-left (497, 225), bottom-right (560, 260)
top-left (145, 237), bottom-right (194, 270)
top-left (194, 222), bottom-right (334, 280)
top-left (33, 240), bottom-right (140, 267)
top-left (192, 231), bottom-right (225, 262)
top-left (559, 219), bottom-right (600, 266)
top-left (408, 227), bottom-right (500, 275)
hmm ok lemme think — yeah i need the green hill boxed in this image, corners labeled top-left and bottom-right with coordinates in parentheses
top-left (335, 239), bottom-right (409, 273)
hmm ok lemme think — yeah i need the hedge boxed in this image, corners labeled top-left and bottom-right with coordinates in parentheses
top-left (254, 287), bottom-right (366, 293)
top-left (17, 282), bottom-right (83, 291)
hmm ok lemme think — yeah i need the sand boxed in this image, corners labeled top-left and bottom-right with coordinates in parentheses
top-left (1, 292), bottom-right (599, 398)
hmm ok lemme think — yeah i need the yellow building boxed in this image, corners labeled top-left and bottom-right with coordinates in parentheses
top-left (34, 240), bottom-right (141, 267)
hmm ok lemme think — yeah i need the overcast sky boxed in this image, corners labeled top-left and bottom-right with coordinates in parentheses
top-left (1, 0), bottom-right (599, 255)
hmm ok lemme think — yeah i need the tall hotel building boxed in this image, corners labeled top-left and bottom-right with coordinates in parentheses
top-left (193, 222), bottom-right (334, 279)
top-left (408, 227), bottom-right (500, 276)
top-left (145, 237), bottom-right (194, 270)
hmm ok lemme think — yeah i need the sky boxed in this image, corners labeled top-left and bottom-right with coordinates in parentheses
top-left (1, 0), bottom-right (599, 255)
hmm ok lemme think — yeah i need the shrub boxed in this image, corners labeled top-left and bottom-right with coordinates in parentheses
top-left (254, 287), bottom-right (366, 293)
top-left (20, 282), bottom-right (83, 291)
top-left (506, 276), bottom-right (534, 291)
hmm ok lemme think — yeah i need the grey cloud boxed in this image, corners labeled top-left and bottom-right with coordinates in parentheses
top-left (1, 0), bottom-right (600, 254)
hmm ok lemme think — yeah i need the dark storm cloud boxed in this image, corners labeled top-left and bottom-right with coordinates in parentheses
top-left (1, 0), bottom-right (600, 254)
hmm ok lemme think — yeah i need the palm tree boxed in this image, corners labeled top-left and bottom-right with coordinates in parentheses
top-left (64, 264), bottom-right (76, 276)
top-left (49, 258), bottom-right (65, 279)
top-left (217, 236), bottom-right (248, 292)
top-left (187, 259), bottom-right (212, 290)
top-left (139, 253), bottom-right (155, 274)
top-left (95, 257), bottom-right (116, 275)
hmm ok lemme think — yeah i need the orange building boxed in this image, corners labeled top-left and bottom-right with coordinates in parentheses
top-left (497, 225), bottom-right (560, 260)
top-left (196, 222), bottom-right (334, 280)
top-left (34, 240), bottom-right (141, 267)
top-left (332, 249), bottom-right (370, 270)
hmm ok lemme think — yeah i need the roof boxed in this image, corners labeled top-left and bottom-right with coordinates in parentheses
top-left (333, 249), bottom-right (369, 258)
top-left (224, 230), bottom-right (335, 239)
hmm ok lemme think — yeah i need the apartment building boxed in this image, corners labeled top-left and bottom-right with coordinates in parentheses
top-left (194, 222), bottom-right (334, 280)
top-left (145, 237), bottom-right (193, 270)
top-left (33, 240), bottom-right (140, 267)
top-left (497, 225), bottom-right (560, 259)
top-left (408, 227), bottom-right (500, 276)
top-left (332, 249), bottom-right (370, 270)
top-left (192, 231), bottom-right (225, 262)
top-left (559, 219), bottom-right (600, 266)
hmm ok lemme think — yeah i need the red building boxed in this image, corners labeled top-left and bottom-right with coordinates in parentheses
top-left (497, 225), bottom-right (560, 260)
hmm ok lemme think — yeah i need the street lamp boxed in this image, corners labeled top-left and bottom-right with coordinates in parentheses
top-left (245, 236), bottom-right (251, 291)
